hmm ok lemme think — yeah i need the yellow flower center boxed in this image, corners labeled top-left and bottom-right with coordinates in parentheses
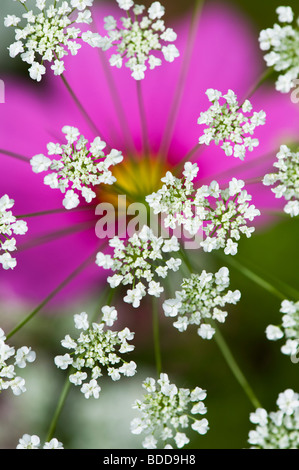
top-left (97, 155), bottom-right (170, 214)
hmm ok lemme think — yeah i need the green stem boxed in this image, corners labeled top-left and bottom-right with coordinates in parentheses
top-left (47, 286), bottom-right (115, 441)
top-left (97, 50), bottom-right (136, 156)
top-left (18, 219), bottom-right (96, 252)
top-left (136, 80), bottom-right (150, 158)
top-left (152, 297), bottom-right (162, 376)
top-left (212, 322), bottom-right (262, 409)
top-left (241, 67), bottom-right (274, 104)
top-left (60, 74), bottom-right (105, 142)
top-left (16, 205), bottom-right (94, 219)
top-left (179, 246), bottom-right (194, 273)
top-left (261, 209), bottom-right (291, 218)
top-left (0, 149), bottom-right (30, 163)
top-left (214, 253), bottom-right (287, 301)
top-left (46, 375), bottom-right (71, 442)
top-left (18, 0), bottom-right (29, 11)
top-left (172, 143), bottom-right (203, 176)
top-left (159, 0), bottom-right (205, 158)
top-left (181, 248), bottom-right (262, 408)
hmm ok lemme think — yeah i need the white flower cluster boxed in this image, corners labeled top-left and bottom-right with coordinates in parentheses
top-left (30, 126), bottom-right (123, 209)
top-left (266, 299), bottom-right (299, 359)
top-left (97, 1), bottom-right (179, 80)
top-left (200, 178), bottom-right (261, 255)
top-left (146, 167), bottom-right (261, 256)
top-left (54, 308), bottom-right (137, 398)
top-left (145, 162), bottom-right (200, 236)
top-left (259, 6), bottom-right (299, 93)
top-left (0, 195), bottom-right (28, 270)
top-left (96, 225), bottom-right (181, 308)
top-left (0, 328), bottom-right (36, 396)
top-left (131, 373), bottom-right (209, 449)
top-left (162, 267), bottom-right (241, 339)
top-left (263, 145), bottom-right (299, 217)
top-left (5, 0), bottom-right (98, 81)
top-left (198, 89), bottom-right (266, 160)
top-left (16, 434), bottom-right (64, 449)
top-left (248, 389), bottom-right (299, 449)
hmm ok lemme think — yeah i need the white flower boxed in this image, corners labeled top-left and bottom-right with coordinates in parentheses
top-left (54, 309), bottom-right (136, 398)
top-left (54, 353), bottom-right (73, 370)
top-left (17, 434), bottom-right (41, 449)
top-left (131, 373), bottom-right (209, 449)
top-left (96, 225), bottom-right (181, 307)
top-left (147, 169), bottom-right (260, 255)
top-left (5, 0), bottom-right (98, 81)
top-left (277, 389), bottom-right (299, 415)
top-left (0, 195), bottom-right (28, 270)
top-left (17, 434), bottom-right (63, 449)
top-left (276, 6), bottom-right (294, 23)
top-left (96, 1), bottom-right (179, 80)
top-left (74, 312), bottom-right (89, 330)
top-left (101, 305), bottom-right (118, 326)
top-left (148, 2), bottom-right (165, 20)
top-left (43, 438), bottom-right (64, 449)
top-left (81, 379), bottom-right (101, 399)
top-left (163, 267), bottom-right (240, 338)
top-left (198, 89), bottom-right (265, 159)
top-left (31, 127), bottom-right (123, 209)
top-left (116, 0), bottom-right (134, 10)
top-left (0, 253), bottom-right (17, 270)
top-left (191, 418), bottom-right (209, 435)
top-left (0, 330), bottom-right (36, 396)
top-left (174, 432), bottom-right (189, 448)
top-left (259, 7), bottom-right (299, 93)
top-left (263, 145), bottom-right (299, 217)
top-left (265, 325), bottom-right (284, 341)
top-left (62, 190), bottom-right (80, 210)
top-left (14, 347), bottom-right (36, 369)
top-left (248, 389), bottom-right (299, 448)
top-left (10, 377), bottom-right (26, 396)
top-left (162, 44), bottom-right (180, 62)
top-left (9, 41), bottom-right (24, 58)
top-left (119, 361), bottom-right (137, 377)
top-left (197, 324), bottom-right (215, 340)
top-left (162, 298), bottom-right (182, 317)
top-left (146, 163), bottom-right (202, 236)
top-left (265, 298), bottom-right (299, 361)
top-left (30, 154), bottom-right (52, 173)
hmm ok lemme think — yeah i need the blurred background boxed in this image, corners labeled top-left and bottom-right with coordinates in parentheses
top-left (0, 0), bottom-right (299, 450)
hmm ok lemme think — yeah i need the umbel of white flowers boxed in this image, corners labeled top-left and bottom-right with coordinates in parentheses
top-left (146, 163), bottom-right (261, 256)
top-left (198, 89), bottom-right (266, 160)
top-left (54, 308), bottom-right (137, 398)
top-left (96, 225), bottom-right (182, 308)
top-left (248, 389), bottom-right (299, 449)
top-left (162, 267), bottom-right (241, 339)
top-left (96, 0), bottom-right (180, 80)
top-left (131, 373), bottom-right (209, 449)
top-left (5, 0), bottom-right (99, 81)
top-left (0, 194), bottom-right (28, 270)
top-left (0, 328), bottom-right (36, 396)
top-left (266, 299), bottom-right (299, 359)
top-left (30, 126), bottom-right (123, 210)
top-left (259, 6), bottom-right (299, 93)
top-left (263, 144), bottom-right (299, 217)
top-left (16, 434), bottom-right (63, 449)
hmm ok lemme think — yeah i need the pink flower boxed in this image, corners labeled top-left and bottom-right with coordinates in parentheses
top-left (0, 2), bottom-right (298, 306)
